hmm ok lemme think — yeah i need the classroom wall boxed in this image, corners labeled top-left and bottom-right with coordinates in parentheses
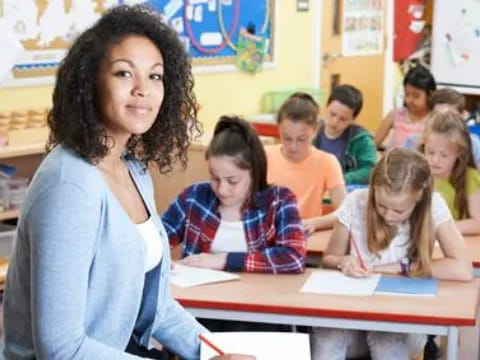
top-left (195, 1), bottom-right (317, 130)
top-left (0, 0), bottom-right (317, 132)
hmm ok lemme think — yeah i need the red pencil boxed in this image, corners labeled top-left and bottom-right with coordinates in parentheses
top-left (199, 334), bottom-right (225, 356)
top-left (349, 232), bottom-right (367, 271)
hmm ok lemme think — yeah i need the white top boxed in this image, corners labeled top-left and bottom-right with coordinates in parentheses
top-left (136, 217), bottom-right (163, 272)
top-left (335, 189), bottom-right (452, 266)
top-left (211, 220), bottom-right (248, 253)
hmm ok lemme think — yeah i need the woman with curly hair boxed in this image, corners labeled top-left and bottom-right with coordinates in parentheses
top-left (2, 5), bottom-right (252, 360)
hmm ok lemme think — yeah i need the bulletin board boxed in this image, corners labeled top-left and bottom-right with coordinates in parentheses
top-left (0, 0), bottom-right (275, 87)
top-left (431, 0), bottom-right (480, 94)
top-left (150, 0), bottom-right (275, 65)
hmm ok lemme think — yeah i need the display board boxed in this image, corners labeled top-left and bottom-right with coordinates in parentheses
top-left (431, 0), bottom-right (480, 94)
top-left (0, 0), bottom-right (275, 87)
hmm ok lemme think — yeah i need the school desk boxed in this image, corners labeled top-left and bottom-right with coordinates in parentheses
top-left (172, 268), bottom-right (480, 360)
top-left (306, 230), bottom-right (480, 274)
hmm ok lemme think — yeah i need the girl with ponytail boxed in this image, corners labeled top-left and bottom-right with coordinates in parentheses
top-left (162, 115), bottom-right (306, 273)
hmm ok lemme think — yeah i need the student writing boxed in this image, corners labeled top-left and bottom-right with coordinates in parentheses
top-left (265, 93), bottom-right (346, 231)
top-left (162, 115), bottom-right (306, 273)
top-left (313, 84), bottom-right (376, 185)
top-left (421, 109), bottom-right (480, 235)
top-left (311, 148), bottom-right (472, 360)
top-left (429, 87), bottom-right (480, 168)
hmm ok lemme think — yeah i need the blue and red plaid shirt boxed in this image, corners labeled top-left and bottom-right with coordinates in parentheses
top-left (162, 182), bottom-right (306, 273)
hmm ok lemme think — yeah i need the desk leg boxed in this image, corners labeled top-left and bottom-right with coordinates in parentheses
top-left (446, 326), bottom-right (458, 360)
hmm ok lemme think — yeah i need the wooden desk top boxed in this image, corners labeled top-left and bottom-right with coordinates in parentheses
top-left (307, 231), bottom-right (480, 267)
top-left (173, 268), bottom-right (480, 326)
top-left (306, 230), bottom-right (332, 255)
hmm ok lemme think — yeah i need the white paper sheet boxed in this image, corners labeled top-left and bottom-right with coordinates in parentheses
top-left (200, 332), bottom-right (311, 360)
top-left (300, 270), bottom-right (380, 296)
top-left (170, 263), bottom-right (240, 288)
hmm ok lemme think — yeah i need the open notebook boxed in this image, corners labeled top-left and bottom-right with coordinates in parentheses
top-left (170, 263), bottom-right (240, 288)
top-left (301, 271), bottom-right (438, 297)
top-left (200, 332), bottom-right (310, 360)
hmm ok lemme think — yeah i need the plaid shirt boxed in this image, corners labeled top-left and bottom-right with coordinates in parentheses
top-left (162, 182), bottom-right (306, 273)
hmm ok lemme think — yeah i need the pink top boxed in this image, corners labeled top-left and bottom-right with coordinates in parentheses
top-left (388, 107), bottom-right (427, 149)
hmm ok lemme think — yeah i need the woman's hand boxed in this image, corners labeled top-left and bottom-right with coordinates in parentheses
top-left (339, 255), bottom-right (370, 278)
top-left (179, 253), bottom-right (227, 270)
top-left (209, 355), bottom-right (256, 360)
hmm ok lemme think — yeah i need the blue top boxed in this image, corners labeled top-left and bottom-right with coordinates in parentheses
top-left (3, 145), bottom-right (205, 360)
top-left (470, 133), bottom-right (480, 169)
top-left (315, 130), bottom-right (349, 165)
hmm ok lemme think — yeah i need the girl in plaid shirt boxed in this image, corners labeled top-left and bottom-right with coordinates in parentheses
top-left (162, 116), bottom-right (306, 273)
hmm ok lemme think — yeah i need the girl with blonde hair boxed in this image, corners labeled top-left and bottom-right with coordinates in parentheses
top-left (311, 148), bottom-right (472, 360)
top-left (421, 109), bottom-right (480, 235)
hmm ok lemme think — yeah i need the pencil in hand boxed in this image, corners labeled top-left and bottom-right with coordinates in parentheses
top-left (200, 333), bottom-right (225, 356)
top-left (349, 233), bottom-right (367, 271)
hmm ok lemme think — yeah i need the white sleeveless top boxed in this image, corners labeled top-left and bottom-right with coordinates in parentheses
top-left (335, 189), bottom-right (452, 266)
top-left (211, 220), bottom-right (248, 253)
top-left (136, 217), bottom-right (163, 272)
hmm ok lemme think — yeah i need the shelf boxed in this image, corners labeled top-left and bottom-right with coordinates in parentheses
top-left (0, 142), bottom-right (46, 159)
top-left (0, 209), bottom-right (19, 221)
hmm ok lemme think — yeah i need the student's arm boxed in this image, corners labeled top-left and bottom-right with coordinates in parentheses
top-left (302, 184), bottom-right (345, 233)
top-left (374, 110), bottom-right (394, 146)
top-left (325, 153), bottom-right (346, 210)
top-left (28, 184), bottom-right (143, 359)
top-left (153, 291), bottom-right (207, 360)
top-left (344, 134), bottom-right (377, 184)
top-left (302, 213), bottom-right (336, 233)
top-left (456, 189), bottom-right (480, 235)
top-left (321, 221), bottom-right (369, 277)
top-left (433, 219), bottom-right (473, 281)
top-left (329, 184), bottom-right (347, 208)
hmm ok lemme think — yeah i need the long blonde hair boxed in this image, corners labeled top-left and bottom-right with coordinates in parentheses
top-left (420, 109), bottom-right (476, 219)
top-left (366, 148), bottom-right (433, 277)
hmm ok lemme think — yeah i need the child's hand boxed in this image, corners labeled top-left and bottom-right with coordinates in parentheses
top-left (302, 219), bottom-right (317, 234)
top-left (340, 255), bottom-right (371, 278)
top-left (179, 253), bottom-right (227, 270)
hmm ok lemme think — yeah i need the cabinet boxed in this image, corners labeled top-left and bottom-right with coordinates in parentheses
top-left (0, 141), bottom-right (45, 220)
top-left (0, 137), bottom-right (210, 220)
top-left (150, 138), bottom-right (210, 214)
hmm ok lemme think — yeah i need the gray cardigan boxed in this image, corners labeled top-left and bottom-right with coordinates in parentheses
top-left (3, 145), bottom-right (205, 359)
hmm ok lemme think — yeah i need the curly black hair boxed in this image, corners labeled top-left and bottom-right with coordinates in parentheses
top-left (47, 4), bottom-right (201, 173)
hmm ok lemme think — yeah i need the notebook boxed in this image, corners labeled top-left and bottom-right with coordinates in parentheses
top-left (300, 270), bottom-right (380, 296)
top-left (200, 332), bottom-right (310, 360)
top-left (374, 276), bottom-right (438, 297)
top-left (170, 263), bottom-right (240, 288)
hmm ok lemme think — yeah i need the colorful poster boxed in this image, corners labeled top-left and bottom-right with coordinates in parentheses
top-left (0, 0), bottom-right (122, 86)
top-left (0, 0), bottom-right (274, 87)
top-left (342, 0), bottom-right (384, 57)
